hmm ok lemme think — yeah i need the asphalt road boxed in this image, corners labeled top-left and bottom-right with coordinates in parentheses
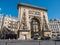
top-left (0, 40), bottom-right (60, 45)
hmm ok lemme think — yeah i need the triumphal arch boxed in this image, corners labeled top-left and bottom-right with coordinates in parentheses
top-left (17, 3), bottom-right (51, 40)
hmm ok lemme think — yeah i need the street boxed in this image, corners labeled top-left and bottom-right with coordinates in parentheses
top-left (0, 40), bottom-right (60, 45)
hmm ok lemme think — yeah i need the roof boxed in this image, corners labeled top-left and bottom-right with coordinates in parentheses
top-left (17, 3), bottom-right (47, 11)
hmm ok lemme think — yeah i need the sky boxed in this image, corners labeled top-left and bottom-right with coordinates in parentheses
top-left (0, 0), bottom-right (60, 20)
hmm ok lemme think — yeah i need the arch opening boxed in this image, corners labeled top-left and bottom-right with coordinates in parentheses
top-left (31, 17), bottom-right (41, 38)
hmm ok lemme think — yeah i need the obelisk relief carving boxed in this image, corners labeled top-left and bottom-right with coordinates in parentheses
top-left (20, 9), bottom-right (28, 30)
top-left (18, 9), bottom-right (31, 40)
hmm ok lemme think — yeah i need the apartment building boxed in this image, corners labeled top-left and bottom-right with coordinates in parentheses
top-left (49, 19), bottom-right (60, 38)
top-left (3, 15), bottom-right (18, 34)
top-left (0, 14), bottom-right (3, 30)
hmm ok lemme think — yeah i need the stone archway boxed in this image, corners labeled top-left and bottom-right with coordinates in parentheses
top-left (18, 3), bottom-right (51, 40)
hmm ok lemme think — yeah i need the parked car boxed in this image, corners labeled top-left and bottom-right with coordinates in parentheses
top-left (38, 36), bottom-right (51, 40)
top-left (32, 36), bottom-right (51, 40)
top-left (32, 35), bottom-right (39, 40)
top-left (53, 36), bottom-right (60, 41)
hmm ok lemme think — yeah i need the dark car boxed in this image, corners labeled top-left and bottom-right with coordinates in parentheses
top-left (32, 35), bottom-right (39, 40)
top-left (32, 36), bottom-right (51, 40)
top-left (38, 36), bottom-right (51, 40)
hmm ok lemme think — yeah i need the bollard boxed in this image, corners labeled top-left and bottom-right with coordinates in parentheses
top-left (5, 42), bottom-right (7, 45)
top-left (55, 41), bottom-right (56, 45)
top-left (39, 40), bottom-right (40, 45)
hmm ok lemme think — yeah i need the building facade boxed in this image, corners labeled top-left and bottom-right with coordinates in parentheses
top-left (17, 3), bottom-right (51, 40)
top-left (3, 15), bottom-right (18, 34)
top-left (0, 14), bottom-right (3, 31)
top-left (49, 19), bottom-right (60, 38)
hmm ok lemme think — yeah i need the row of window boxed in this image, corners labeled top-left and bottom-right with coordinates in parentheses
top-left (50, 25), bottom-right (59, 29)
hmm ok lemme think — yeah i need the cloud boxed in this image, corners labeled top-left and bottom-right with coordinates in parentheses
top-left (0, 8), bottom-right (2, 10)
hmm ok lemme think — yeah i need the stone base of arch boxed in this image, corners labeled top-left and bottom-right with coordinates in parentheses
top-left (18, 30), bottom-right (31, 40)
